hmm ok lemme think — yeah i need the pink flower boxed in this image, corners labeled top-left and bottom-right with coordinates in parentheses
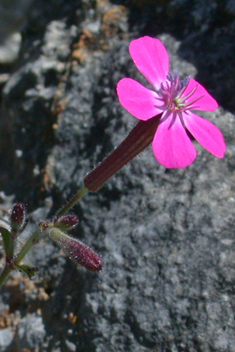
top-left (117, 36), bottom-right (226, 168)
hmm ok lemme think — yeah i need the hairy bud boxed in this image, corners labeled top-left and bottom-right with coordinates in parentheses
top-left (49, 228), bottom-right (103, 272)
top-left (10, 203), bottom-right (27, 238)
top-left (53, 215), bottom-right (79, 231)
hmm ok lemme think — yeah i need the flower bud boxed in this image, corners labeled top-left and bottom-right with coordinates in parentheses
top-left (53, 215), bottom-right (79, 231)
top-left (10, 203), bottom-right (27, 238)
top-left (49, 228), bottom-right (103, 272)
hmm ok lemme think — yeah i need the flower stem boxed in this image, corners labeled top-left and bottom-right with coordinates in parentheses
top-left (57, 186), bottom-right (88, 216)
top-left (14, 231), bottom-right (41, 265)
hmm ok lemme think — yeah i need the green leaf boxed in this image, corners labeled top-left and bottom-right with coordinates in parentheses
top-left (0, 227), bottom-right (14, 258)
top-left (14, 264), bottom-right (38, 280)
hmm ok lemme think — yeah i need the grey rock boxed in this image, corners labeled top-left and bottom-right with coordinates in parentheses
top-left (0, 328), bottom-right (14, 352)
top-left (0, 0), bottom-right (33, 63)
top-left (65, 339), bottom-right (76, 352)
top-left (0, 0), bottom-right (235, 352)
top-left (0, 0), bottom-right (32, 38)
top-left (16, 314), bottom-right (46, 350)
top-left (0, 32), bottom-right (22, 64)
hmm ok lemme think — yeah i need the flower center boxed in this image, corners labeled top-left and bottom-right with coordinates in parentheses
top-left (157, 70), bottom-right (197, 112)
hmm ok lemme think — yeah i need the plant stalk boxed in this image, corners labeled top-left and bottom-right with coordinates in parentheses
top-left (0, 230), bottom-right (41, 288)
top-left (57, 186), bottom-right (88, 216)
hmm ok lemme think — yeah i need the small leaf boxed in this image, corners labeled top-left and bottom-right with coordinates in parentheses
top-left (14, 264), bottom-right (38, 280)
top-left (0, 227), bottom-right (14, 258)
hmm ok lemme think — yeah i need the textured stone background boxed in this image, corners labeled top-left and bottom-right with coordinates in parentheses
top-left (0, 0), bottom-right (235, 351)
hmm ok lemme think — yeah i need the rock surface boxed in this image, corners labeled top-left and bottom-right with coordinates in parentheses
top-left (0, 0), bottom-right (235, 351)
top-left (0, 0), bottom-right (32, 63)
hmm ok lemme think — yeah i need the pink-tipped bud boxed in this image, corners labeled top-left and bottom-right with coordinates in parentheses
top-left (49, 228), bottom-right (103, 272)
top-left (10, 203), bottom-right (27, 238)
top-left (53, 215), bottom-right (79, 231)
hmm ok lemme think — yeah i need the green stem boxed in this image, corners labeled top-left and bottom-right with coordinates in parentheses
top-left (0, 266), bottom-right (12, 288)
top-left (57, 186), bottom-right (88, 216)
top-left (14, 231), bottom-right (40, 265)
top-left (0, 230), bottom-right (41, 289)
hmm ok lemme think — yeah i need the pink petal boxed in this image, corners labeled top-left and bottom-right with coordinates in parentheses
top-left (117, 78), bottom-right (162, 120)
top-left (129, 36), bottom-right (169, 90)
top-left (183, 78), bottom-right (218, 111)
top-left (183, 111), bottom-right (226, 158)
top-left (152, 112), bottom-right (197, 168)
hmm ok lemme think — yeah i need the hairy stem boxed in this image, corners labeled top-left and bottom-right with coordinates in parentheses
top-left (57, 186), bottom-right (88, 216)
